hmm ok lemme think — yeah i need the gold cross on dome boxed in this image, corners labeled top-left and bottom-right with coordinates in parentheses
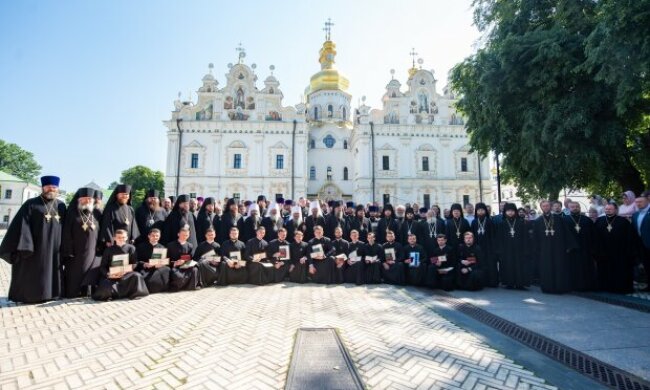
top-left (323, 18), bottom-right (335, 41)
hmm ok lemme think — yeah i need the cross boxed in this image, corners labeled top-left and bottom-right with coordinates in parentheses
top-left (236, 42), bottom-right (245, 64)
top-left (323, 18), bottom-right (334, 41)
top-left (409, 48), bottom-right (418, 68)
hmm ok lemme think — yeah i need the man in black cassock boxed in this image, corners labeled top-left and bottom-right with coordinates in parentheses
top-left (304, 201), bottom-right (325, 242)
top-left (285, 205), bottom-right (307, 243)
top-left (262, 201), bottom-right (285, 242)
top-left (218, 198), bottom-right (245, 244)
top-left (347, 205), bottom-right (370, 243)
top-left (425, 234), bottom-right (457, 291)
top-left (563, 201), bottom-right (597, 291)
top-left (456, 232), bottom-right (484, 291)
top-left (288, 230), bottom-right (310, 283)
top-left (162, 194), bottom-right (198, 247)
top-left (308, 225), bottom-right (336, 284)
top-left (399, 208), bottom-right (421, 246)
top-left (134, 189), bottom-right (166, 245)
top-left (471, 203), bottom-right (498, 287)
top-left (167, 226), bottom-right (199, 291)
top-left (0, 175), bottom-right (67, 303)
top-left (193, 227), bottom-right (221, 287)
top-left (532, 200), bottom-right (577, 294)
top-left (99, 184), bottom-right (139, 251)
top-left (331, 226), bottom-right (350, 284)
top-left (343, 229), bottom-right (365, 285)
top-left (61, 187), bottom-right (102, 298)
top-left (402, 233), bottom-right (427, 286)
top-left (495, 203), bottom-right (531, 289)
top-left (134, 228), bottom-right (171, 293)
top-left (325, 201), bottom-right (348, 240)
top-left (363, 232), bottom-right (383, 284)
top-left (418, 208), bottom-right (446, 257)
top-left (242, 203), bottom-right (262, 242)
top-left (245, 226), bottom-right (271, 285)
top-left (218, 227), bottom-right (248, 285)
top-left (195, 197), bottom-right (219, 241)
top-left (265, 227), bottom-right (291, 283)
top-left (594, 203), bottom-right (635, 293)
top-left (377, 204), bottom-right (398, 245)
top-left (446, 203), bottom-right (471, 250)
top-left (382, 230), bottom-right (405, 285)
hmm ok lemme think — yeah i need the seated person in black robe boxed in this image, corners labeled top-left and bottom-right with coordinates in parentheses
top-left (289, 230), bottom-right (310, 283)
top-left (193, 227), bottom-right (221, 287)
top-left (218, 227), bottom-right (248, 285)
top-left (134, 228), bottom-right (171, 294)
top-left (266, 227), bottom-right (291, 283)
top-left (456, 232), bottom-right (484, 291)
top-left (344, 230), bottom-right (365, 285)
top-left (331, 226), bottom-right (350, 284)
top-left (402, 233), bottom-right (427, 286)
top-left (426, 234), bottom-right (457, 291)
top-left (381, 230), bottom-right (405, 285)
top-left (363, 232), bottom-right (383, 284)
top-left (245, 226), bottom-right (271, 285)
top-left (93, 229), bottom-right (149, 301)
top-left (167, 227), bottom-right (199, 291)
top-left (308, 225), bottom-right (336, 284)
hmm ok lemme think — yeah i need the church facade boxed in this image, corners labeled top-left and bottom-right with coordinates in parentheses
top-left (164, 34), bottom-right (491, 207)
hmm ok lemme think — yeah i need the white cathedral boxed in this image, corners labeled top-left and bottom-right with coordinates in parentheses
top-left (164, 27), bottom-right (491, 207)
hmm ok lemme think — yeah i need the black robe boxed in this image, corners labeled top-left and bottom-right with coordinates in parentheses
top-left (377, 217), bottom-right (399, 244)
top-left (193, 241), bottom-right (221, 286)
top-left (347, 217), bottom-right (370, 242)
top-left (594, 216), bottom-right (635, 293)
top-left (245, 237), bottom-right (271, 285)
top-left (194, 210), bottom-right (219, 244)
top-left (399, 218), bottom-right (421, 246)
top-left (162, 209), bottom-right (198, 247)
top-left (285, 219), bottom-right (308, 243)
top-left (288, 241), bottom-right (310, 283)
top-left (167, 240), bottom-right (199, 291)
top-left (532, 213), bottom-right (577, 293)
top-left (563, 214), bottom-right (597, 291)
top-left (93, 244), bottom-right (149, 301)
top-left (307, 237), bottom-right (336, 284)
top-left (134, 241), bottom-right (171, 293)
top-left (304, 215), bottom-right (326, 242)
top-left (99, 203), bottom-right (139, 248)
top-left (331, 238), bottom-right (350, 284)
top-left (495, 217), bottom-right (531, 288)
top-left (261, 217), bottom-right (284, 242)
top-left (218, 212), bottom-right (245, 244)
top-left (445, 217), bottom-right (471, 250)
top-left (343, 241), bottom-right (365, 285)
top-left (363, 243), bottom-right (383, 284)
top-left (472, 216), bottom-right (498, 287)
top-left (417, 218), bottom-right (446, 253)
top-left (218, 239), bottom-right (248, 285)
top-left (61, 208), bottom-right (102, 298)
top-left (241, 216), bottom-right (263, 243)
top-left (381, 241), bottom-right (405, 285)
top-left (325, 214), bottom-right (348, 241)
top-left (456, 243), bottom-right (484, 291)
top-left (266, 239), bottom-right (291, 283)
top-left (402, 243), bottom-right (427, 286)
top-left (134, 204), bottom-right (166, 245)
top-left (426, 245), bottom-right (457, 290)
top-left (0, 196), bottom-right (66, 303)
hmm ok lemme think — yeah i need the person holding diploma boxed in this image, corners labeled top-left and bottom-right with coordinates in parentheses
top-left (426, 234), bottom-right (457, 291)
top-left (363, 232), bottom-right (383, 284)
top-left (167, 227), bottom-right (199, 291)
top-left (308, 225), bottom-right (336, 284)
top-left (456, 232), bottom-right (484, 291)
top-left (343, 229), bottom-right (365, 285)
top-left (218, 227), bottom-right (248, 285)
top-left (331, 226), bottom-right (350, 284)
top-left (135, 228), bottom-right (171, 293)
top-left (402, 233), bottom-right (427, 286)
top-left (246, 226), bottom-right (271, 285)
top-left (381, 230), bottom-right (405, 285)
top-left (266, 227), bottom-right (291, 283)
top-left (194, 227), bottom-right (221, 287)
top-left (289, 230), bottom-right (310, 283)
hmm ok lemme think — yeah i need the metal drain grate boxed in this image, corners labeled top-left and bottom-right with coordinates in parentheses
top-left (432, 292), bottom-right (650, 390)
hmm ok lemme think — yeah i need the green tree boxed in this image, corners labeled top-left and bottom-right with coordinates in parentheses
top-left (0, 140), bottom-right (41, 182)
top-left (119, 165), bottom-right (164, 206)
top-left (450, 0), bottom-right (647, 199)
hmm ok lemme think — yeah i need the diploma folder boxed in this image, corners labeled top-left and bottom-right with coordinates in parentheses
top-left (109, 254), bottom-right (132, 278)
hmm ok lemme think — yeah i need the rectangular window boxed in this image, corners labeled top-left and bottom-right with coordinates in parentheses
top-left (423, 194), bottom-right (431, 209)
top-left (276, 154), bottom-right (284, 170)
top-left (461, 157), bottom-right (468, 172)
top-left (233, 153), bottom-right (242, 169)
top-left (275, 193), bottom-right (283, 202)
top-left (3, 215), bottom-right (8, 223)
top-left (233, 193), bottom-right (240, 201)
top-left (463, 195), bottom-right (470, 206)
top-left (309, 167), bottom-right (316, 180)
top-left (382, 155), bottom-right (390, 171)
top-left (190, 153), bottom-right (199, 169)
top-left (422, 156), bottom-right (429, 171)
top-left (383, 194), bottom-right (390, 205)
top-left (189, 192), bottom-right (197, 199)
top-left (5, 189), bottom-right (12, 199)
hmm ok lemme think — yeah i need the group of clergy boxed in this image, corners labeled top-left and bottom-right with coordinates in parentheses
top-left (1, 176), bottom-right (649, 304)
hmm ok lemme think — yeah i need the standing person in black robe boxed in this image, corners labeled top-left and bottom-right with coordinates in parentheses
top-left (426, 234), bottom-right (457, 291)
top-left (262, 201), bottom-right (284, 242)
top-left (402, 233), bottom-right (427, 286)
top-left (134, 228), bottom-right (171, 293)
top-left (93, 190), bottom-right (104, 217)
top-left (347, 205), bottom-right (370, 243)
top-left (446, 203), bottom-right (471, 250)
top-left (495, 203), bottom-right (531, 289)
top-left (532, 200), bottom-right (577, 294)
top-left (92, 229), bottom-right (149, 301)
top-left (368, 206), bottom-right (381, 236)
top-left (245, 226), bottom-right (271, 285)
top-left (363, 232), bottom-right (383, 284)
top-left (167, 227), bottom-right (199, 291)
top-left (399, 208), bottom-right (421, 246)
top-left (98, 184), bottom-right (139, 251)
top-left (418, 208), bottom-right (446, 258)
top-left (331, 226), bottom-right (350, 284)
top-left (456, 232), bottom-right (484, 291)
top-left (393, 205), bottom-right (407, 244)
top-left (308, 225), bottom-right (336, 284)
top-left (241, 203), bottom-right (262, 242)
top-left (288, 230), bottom-right (310, 283)
top-left (0, 175), bottom-right (67, 303)
top-left (219, 227), bottom-right (248, 285)
top-left (563, 201), bottom-right (597, 291)
top-left (594, 203), bottom-right (635, 293)
top-left (382, 230), bottom-right (405, 285)
top-left (325, 201), bottom-right (348, 240)
top-left (61, 187), bottom-right (102, 298)
top-left (471, 203), bottom-right (498, 287)
top-left (377, 204), bottom-right (398, 245)
top-left (194, 197), bottom-right (219, 243)
top-left (343, 230), bottom-right (365, 285)
top-left (266, 227), bottom-right (291, 283)
top-left (285, 205), bottom-right (307, 243)
top-left (256, 195), bottom-right (268, 219)
top-left (304, 201), bottom-right (326, 242)
top-left (218, 198), bottom-right (245, 244)
top-left (162, 194), bottom-right (198, 248)
top-left (193, 227), bottom-right (221, 287)
top-left (134, 189), bottom-right (166, 245)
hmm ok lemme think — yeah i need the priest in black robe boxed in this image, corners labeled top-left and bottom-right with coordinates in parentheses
top-left (288, 230), bottom-right (310, 283)
top-left (343, 230), bottom-right (365, 285)
top-left (308, 225), bottom-right (336, 284)
top-left (193, 227), bottom-right (221, 287)
top-left (218, 227), bottom-right (248, 285)
top-left (347, 205), bottom-right (370, 243)
top-left (382, 230), bottom-right (405, 285)
top-left (134, 189), bottom-right (166, 245)
top-left (265, 227), bottom-right (291, 283)
top-left (418, 208), bottom-right (446, 258)
top-left (532, 200), bottom-right (577, 294)
top-left (445, 203), bottom-right (471, 250)
top-left (162, 194), bottom-right (198, 247)
top-left (331, 226), bottom-right (350, 284)
top-left (377, 204), bottom-right (399, 245)
top-left (98, 184), bottom-right (139, 251)
top-left (304, 201), bottom-right (326, 242)
top-left (399, 208), bottom-right (421, 246)
top-left (0, 175), bottom-right (67, 303)
top-left (594, 203), bottom-right (635, 293)
top-left (425, 234), bottom-right (457, 291)
top-left (92, 229), bottom-right (149, 301)
top-left (363, 232), bottom-right (383, 284)
top-left (61, 187), bottom-right (102, 298)
top-left (194, 197), bottom-right (219, 243)
top-left (456, 232), bottom-right (484, 291)
top-left (495, 203), bottom-right (531, 289)
top-left (471, 203), bottom-right (498, 287)
top-left (262, 202), bottom-right (285, 242)
top-left (167, 227), bottom-right (199, 291)
top-left (241, 203), bottom-right (262, 242)
top-left (218, 198), bottom-right (245, 244)
top-left (563, 201), bottom-right (597, 291)
top-left (402, 233), bottom-right (427, 286)
top-left (245, 226), bottom-right (271, 285)
top-left (325, 201), bottom-right (348, 240)
top-left (285, 205), bottom-right (308, 243)
top-left (134, 228), bottom-right (171, 293)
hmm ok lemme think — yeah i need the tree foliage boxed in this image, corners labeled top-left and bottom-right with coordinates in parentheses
top-left (0, 139), bottom-right (41, 183)
top-left (450, 0), bottom-right (649, 200)
top-left (118, 165), bottom-right (165, 206)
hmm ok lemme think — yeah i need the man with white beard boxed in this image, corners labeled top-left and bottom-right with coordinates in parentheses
top-left (286, 205), bottom-right (307, 242)
top-left (393, 205), bottom-right (406, 244)
top-left (262, 201), bottom-right (284, 241)
top-left (161, 197), bottom-right (173, 217)
top-left (325, 201), bottom-right (348, 239)
top-left (242, 203), bottom-right (262, 242)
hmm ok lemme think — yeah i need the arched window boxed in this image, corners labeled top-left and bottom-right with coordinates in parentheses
top-left (327, 104), bottom-right (334, 118)
top-left (327, 166), bottom-right (333, 181)
top-left (343, 167), bottom-right (349, 181)
top-left (310, 139), bottom-right (316, 149)
top-left (310, 166), bottom-right (316, 180)
top-left (314, 106), bottom-right (319, 120)
top-left (342, 107), bottom-right (347, 120)
top-left (343, 140), bottom-right (348, 149)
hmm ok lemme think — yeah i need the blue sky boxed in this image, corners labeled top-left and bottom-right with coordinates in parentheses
top-left (0, 0), bottom-right (480, 192)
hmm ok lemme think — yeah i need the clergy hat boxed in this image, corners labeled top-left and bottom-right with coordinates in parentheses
top-left (355, 204), bottom-right (365, 212)
top-left (257, 195), bottom-right (267, 202)
top-left (244, 200), bottom-right (252, 207)
top-left (40, 175), bottom-right (60, 187)
top-left (284, 199), bottom-right (293, 206)
top-left (145, 189), bottom-right (160, 198)
top-left (327, 200), bottom-right (334, 207)
top-left (450, 203), bottom-right (463, 213)
top-left (474, 202), bottom-right (488, 215)
top-left (202, 197), bottom-right (215, 205)
top-left (226, 197), bottom-right (239, 208)
top-left (346, 201), bottom-right (355, 208)
top-left (169, 195), bottom-right (176, 203)
top-left (405, 207), bottom-right (415, 215)
top-left (94, 191), bottom-right (103, 200)
top-left (503, 202), bottom-right (517, 213)
top-left (75, 187), bottom-right (95, 198)
top-left (197, 196), bottom-right (204, 202)
top-left (368, 206), bottom-right (379, 212)
top-left (276, 197), bottom-right (285, 204)
top-left (176, 194), bottom-right (190, 203)
top-left (333, 200), bottom-right (342, 208)
top-left (419, 207), bottom-right (428, 213)
top-left (115, 184), bottom-right (132, 194)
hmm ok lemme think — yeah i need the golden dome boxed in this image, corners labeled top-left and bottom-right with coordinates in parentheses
top-left (308, 40), bottom-right (349, 94)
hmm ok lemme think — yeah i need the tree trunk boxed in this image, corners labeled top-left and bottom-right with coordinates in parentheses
top-left (616, 154), bottom-right (645, 194)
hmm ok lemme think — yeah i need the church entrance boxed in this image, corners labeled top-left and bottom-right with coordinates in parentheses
top-left (317, 182), bottom-right (343, 201)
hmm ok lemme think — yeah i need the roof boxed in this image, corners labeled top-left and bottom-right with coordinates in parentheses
top-left (0, 171), bottom-right (28, 183)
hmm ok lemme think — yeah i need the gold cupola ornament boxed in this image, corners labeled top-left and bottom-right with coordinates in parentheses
top-left (308, 19), bottom-right (350, 94)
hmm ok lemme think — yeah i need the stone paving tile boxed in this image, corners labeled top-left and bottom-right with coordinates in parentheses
top-left (0, 261), bottom-right (556, 389)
